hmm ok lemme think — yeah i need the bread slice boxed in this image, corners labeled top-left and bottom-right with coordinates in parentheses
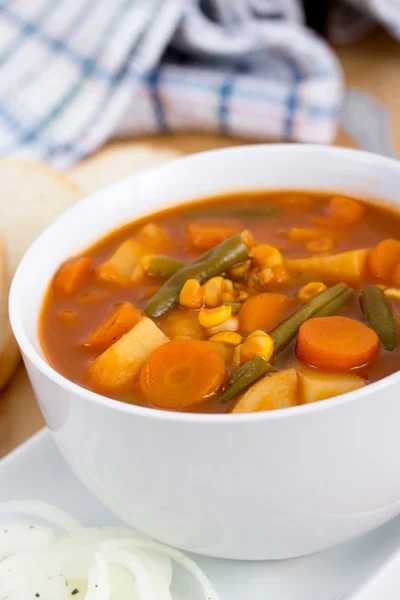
top-left (0, 159), bottom-right (84, 391)
top-left (0, 234), bottom-right (20, 390)
top-left (0, 159), bottom-right (83, 272)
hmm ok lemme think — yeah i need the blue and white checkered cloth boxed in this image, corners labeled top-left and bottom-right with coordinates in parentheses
top-left (0, 0), bottom-right (398, 169)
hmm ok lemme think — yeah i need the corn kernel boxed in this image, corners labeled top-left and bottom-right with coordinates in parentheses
top-left (297, 281), bottom-right (327, 303)
top-left (204, 276), bottom-right (224, 307)
top-left (240, 334), bottom-right (274, 364)
top-left (221, 292), bottom-right (234, 303)
top-left (209, 332), bottom-right (243, 345)
top-left (140, 254), bottom-right (156, 272)
top-left (221, 279), bottom-right (235, 302)
top-left (199, 305), bottom-right (232, 328)
top-left (206, 341), bottom-right (234, 364)
top-left (232, 344), bottom-right (243, 368)
top-left (179, 279), bottom-right (204, 309)
top-left (247, 329), bottom-right (269, 339)
top-left (384, 288), bottom-right (400, 302)
top-left (259, 267), bottom-right (274, 286)
top-left (306, 238), bottom-right (335, 253)
top-left (131, 264), bottom-right (145, 284)
top-left (207, 316), bottom-right (239, 335)
top-left (228, 260), bottom-right (251, 280)
top-left (241, 229), bottom-right (255, 248)
top-left (248, 269), bottom-right (261, 292)
top-left (272, 264), bottom-right (290, 284)
top-left (250, 244), bottom-right (283, 268)
top-left (237, 290), bottom-right (249, 301)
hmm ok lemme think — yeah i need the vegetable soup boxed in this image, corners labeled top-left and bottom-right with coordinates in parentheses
top-left (39, 192), bottom-right (400, 414)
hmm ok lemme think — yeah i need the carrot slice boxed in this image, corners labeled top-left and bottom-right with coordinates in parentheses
top-left (327, 196), bottom-right (365, 227)
top-left (53, 256), bottom-right (93, 295)
top-left (368, 238), bottom-right (400, 281)
top-left (185, 221), bottom-right (240, 251)
top-left (296, 316), bottom-right (379, 372)
top-left (140, 339), bottom-right (226, 408)
top-left (238, 293), bottom-right (293, 334)
top-left (83, 302), bottom-right (142, 350)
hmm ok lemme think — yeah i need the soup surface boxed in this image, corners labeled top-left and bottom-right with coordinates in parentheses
top-left (40, 191), bottom-right (400, 413)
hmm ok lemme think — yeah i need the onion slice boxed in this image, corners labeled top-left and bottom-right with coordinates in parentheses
top-left (0, 500), bottom-right (220, 600)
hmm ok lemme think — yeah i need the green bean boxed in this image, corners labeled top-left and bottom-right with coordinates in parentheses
top-left (223, 300), bottom-right (242, 314)
top-left (147, 246), bottom-right (217, 279)
top-left (147, 256), bottom-right (186, 278)
top-left (361, 285), bottom-right (396, 351)
top-left (218, 357), bottom-right (275, 403)
top-left (313, 288), bottom-right (355, 318)
top-left (271, 282), bottom-right (349, 354)
top-left (144, 233), bottom-right (249, 318)
top-left (184, 207), bottom-right (278, 219)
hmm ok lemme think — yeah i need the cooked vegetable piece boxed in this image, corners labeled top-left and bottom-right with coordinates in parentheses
top-left (146, 255), bottom-right (186, 278)
top-left (83, 302), bottom-right (142, 350)
top-left (208, 331), bottom-right (243, 345)
top-left (361, 285), bottom-right (396, 351)
top-left (136, 222), bottom-right (171, 251)
top-left (223, 300), bottom-right (242, 314)
top-left (140, 339), bottom-right (226, 408)
top-left (205, 340), bottom-right (234, 364)
top-left (145, 245), bottom-right (220, 279)
top-left (160, 309), bottom-right (206, 340)
top-left (285, 249), bottom-right (370, 283)
top-left (95, 239), bottom-right (148, 285)
top-left (230, 369), bottom-right (298, 413)
top-left (179, 279), bottom-right (204, 309)
top-left (385, 288), bottom-right (400, 302)
top-left (368, 238), bottom-right (400, 281)
top-left (238, 293), bottom-right (293, 334)
top-left (297, 282), bottom-right (327, 302)
top-left (326, 196), bottom-right (364, 227)
top-left (88, 317), bottom-right (169, 392)
top-left (185, 221), bottom-right (240, 251)
top-left (298, 366), bottom-right (365, 403)
top-left (199, 305), bottom-right (232, 328)
top-left (240, 333), bottom-right (274, 364)
top-left (53, 257), bottom-right (93, 295)
top-left (271, 282), bottom-right (348, 354)
top-left (144, 233), bottom-right (249, 318)
top-left (296, 316), bottom-right (379, 371)
top-left (218, 356), bottom-right (275, 403)
top-left (207, 316), bottom-right (239, 335)
top-left (312, 287), bottom-right (354, 317)
top-left (249, 244), bottom-right (283, 268)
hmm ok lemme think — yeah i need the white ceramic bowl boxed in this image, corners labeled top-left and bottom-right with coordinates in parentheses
top-left (9, 145), bottom-right (400, 560)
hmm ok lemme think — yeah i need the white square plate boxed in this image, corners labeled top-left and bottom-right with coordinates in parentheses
top-left (2, 429), bottom-right (400, 600)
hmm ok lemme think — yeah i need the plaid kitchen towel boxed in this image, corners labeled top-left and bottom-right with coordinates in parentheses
top-left (0, 0), bottom-right (398, 169)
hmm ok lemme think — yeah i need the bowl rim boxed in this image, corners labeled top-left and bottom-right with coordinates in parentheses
top-left (9, 143), bottom-right (400, 424)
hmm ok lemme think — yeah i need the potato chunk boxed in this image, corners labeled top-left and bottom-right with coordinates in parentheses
top-left (230, 368), bottom-right (299, 413)
top-left (95, 239), bottom-right (148, 285)
top-left (285, 249), bottom-right (370, 284)
top-left (89, 317), bottom-right (168, 393)
top-left (298, 365), bottom-right (365, 404)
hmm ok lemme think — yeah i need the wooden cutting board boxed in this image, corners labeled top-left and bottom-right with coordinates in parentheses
top-left (1, 28), bottom-right (399, 458)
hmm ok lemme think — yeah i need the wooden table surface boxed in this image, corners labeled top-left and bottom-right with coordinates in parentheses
top-left (1, 29), bottom-right (400, 458)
